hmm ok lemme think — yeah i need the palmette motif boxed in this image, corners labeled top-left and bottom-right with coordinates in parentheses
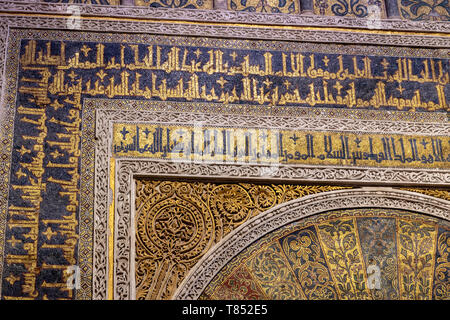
top-left (397, 220), bottom-right (437, 300)
top-left (280, 227), bottom-right (337, 299)
top-left (317, 218), bottom-right (371, 299)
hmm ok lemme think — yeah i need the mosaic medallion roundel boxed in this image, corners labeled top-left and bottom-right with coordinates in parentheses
top-left (136, 182), bottom-right (216, 263)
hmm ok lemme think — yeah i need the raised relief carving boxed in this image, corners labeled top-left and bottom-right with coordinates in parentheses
top-left (134, 179), bottom-right (347, 299)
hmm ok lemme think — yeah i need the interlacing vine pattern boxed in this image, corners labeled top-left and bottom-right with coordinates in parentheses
top-left (317, 218), bottom-right (371, 299)
top-left (397, 220), bottom-right (437, 299)
top-left (199, 208), bottom-right (450, 300)
top-left (134, 179), bottom-right (348, 299)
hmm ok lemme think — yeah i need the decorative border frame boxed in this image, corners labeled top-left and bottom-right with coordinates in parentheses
top-left (173, 187), bottom-right (450, 300)
top-left (1, 0), bottom-right (450, 33)
top-left (93, 105), bottom-right (449, 299)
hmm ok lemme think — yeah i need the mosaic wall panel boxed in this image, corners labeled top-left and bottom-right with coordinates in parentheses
top-left (200, 208), bottom-right (450, 300)
top-left (135, 179), bottom-right (349, 299)
top-left (397, 0), bottom-right (450, 21)
top-left (15, 37), bottom-right (450, 112)
top-left (313, 0), bottom-right (387, 18)
top-left (0, 26), bottom-right (448, 300)
top-left (228, 0), bottom-right (300, 13)
top-left (134, 0), bottom-right (214, 9)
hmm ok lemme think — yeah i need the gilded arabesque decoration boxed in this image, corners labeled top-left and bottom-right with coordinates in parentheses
top-left (41, 0), bottom-right (120, 4)
top-left (134, 179), bottom-right (349, 299)
top-left (200, 208), bottom-right (450, 300)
